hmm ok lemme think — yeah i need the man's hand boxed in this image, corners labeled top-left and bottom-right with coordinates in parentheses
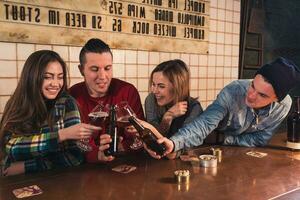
top-left (144, 137), bottom-right (175, 159)
top-left (137, 120), bottom-right (175, 159)
top-left (97, 134), bottom-right (124, 162)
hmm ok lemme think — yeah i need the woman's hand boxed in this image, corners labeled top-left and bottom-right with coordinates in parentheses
top-left (58, 123), bottom-right (101, 142)
top-left (158, 101), bottom-right (188, 134)
top-left (3, 161), bottom-right (25, 176)
top-left (166, 101), bottom-right (188, 119)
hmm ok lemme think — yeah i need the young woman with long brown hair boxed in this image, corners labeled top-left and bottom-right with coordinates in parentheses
top-left (0, 50), bottom-right (100, 176)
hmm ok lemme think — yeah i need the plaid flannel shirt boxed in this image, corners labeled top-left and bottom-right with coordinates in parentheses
top-left (3, 93), bottom-right (84, 174)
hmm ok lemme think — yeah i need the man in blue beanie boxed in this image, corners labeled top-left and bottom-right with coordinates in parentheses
top-left (143, 57), bottom-right (300, 159)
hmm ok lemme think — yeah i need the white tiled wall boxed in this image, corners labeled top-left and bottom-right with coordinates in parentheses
top-left (0, 0), bottom-right (240, 118)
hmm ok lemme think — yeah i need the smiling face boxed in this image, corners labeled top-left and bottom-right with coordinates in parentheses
top-left (42, 61), bottom-right (64, 100)
top-left (80, 52), bottom-right (113, 98)
top-left (245, 74), bottom-right (278, 109)
top-left (151, 71), bottom-right (175, 106)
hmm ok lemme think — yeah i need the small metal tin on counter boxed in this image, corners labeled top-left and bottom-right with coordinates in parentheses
top-left (199, 155), bottom-right (218, 168)
top-left (210, 148), bottom-right (222, 162)
top-left (174, 169), bottom-right (190, 184)
top-left (177, 182), bottom-right (190, 191)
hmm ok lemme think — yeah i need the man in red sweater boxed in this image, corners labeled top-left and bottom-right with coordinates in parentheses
top-left (69, 38), bottom-right (144, 163)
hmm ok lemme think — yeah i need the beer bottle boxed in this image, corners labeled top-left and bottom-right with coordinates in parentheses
top-left (128, 116), bottom-right (166, 156)
top-left (287, 96), bottom-right (300, 147)
top-left (104, 105), bottom-right (118, 156)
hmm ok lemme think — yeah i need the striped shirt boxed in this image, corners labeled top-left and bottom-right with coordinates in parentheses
top-left (3, 93), bottom-right (84, 174)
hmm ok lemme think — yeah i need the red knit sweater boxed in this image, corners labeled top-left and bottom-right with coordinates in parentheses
top-left (70, 78), bottom-right (145, 162)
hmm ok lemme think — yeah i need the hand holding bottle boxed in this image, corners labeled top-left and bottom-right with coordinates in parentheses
top-left (128, 117), bottom-right (166, 156)
top-left (138, 120), bottom-right (163, 138)
top-left (98, 134), bottom-right (114, 162)
top-left (139, 120), bottom-right (176, 159)
top-left (144, 137), bottom-right (175, 159)
top-left (98, 134), bottom-right (125, 162)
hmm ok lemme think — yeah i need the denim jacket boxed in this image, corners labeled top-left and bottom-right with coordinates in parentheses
top-left (170, 80), bottom-right (292, 151)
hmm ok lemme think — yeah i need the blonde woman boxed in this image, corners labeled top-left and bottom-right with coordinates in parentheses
top-left (145, 59), bottom-right (203, 138)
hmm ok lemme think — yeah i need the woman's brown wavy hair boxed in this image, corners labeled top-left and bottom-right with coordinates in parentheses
top-left (0, 50), bottom-right (68, 159)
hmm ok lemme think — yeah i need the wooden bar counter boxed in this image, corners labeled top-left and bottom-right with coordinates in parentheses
top-left (1, 132), bottom-right (300, 200)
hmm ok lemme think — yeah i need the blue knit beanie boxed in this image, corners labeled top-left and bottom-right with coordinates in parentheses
top-left (256, 57), bottom-right (300, 102)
